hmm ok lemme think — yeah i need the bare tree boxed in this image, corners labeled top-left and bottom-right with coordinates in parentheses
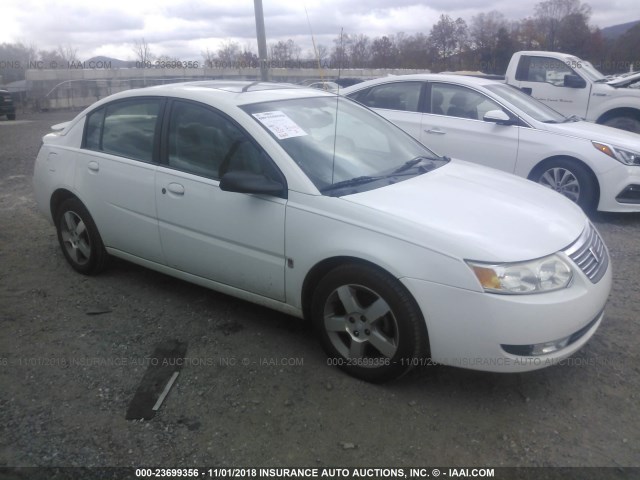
top-left (218, 40), bottom-right (241, 63)
top-left (330, 31), bottom-right (352, 68)
top-left (534, 0), bottom-right (591, 50)
top-left (494, 27), bottom-right (518, 73)
top-left (513, 17), bottom-right (543, 50)
top-left (202, 47), bottom-right (216, 68)
top-left (238, 47), bottom-right (259, 67)
top-left (429, 14), bottom-right (468, 70)
top-left (370, 36), bottom-right (398, 68)
top-left (470, 12), bottom-right (507, 51)
top-left (38, 48), bottom-right (65, 68)
top-left (269, 39), bottom-right (301, 63)
top-left (56, 44), bottom-right (78, 65)
top-left (0, 42), bottom-right (38, 80)
top-left (470, 11), bottom-right (507, 71)
top-left (315, 44), bottom-right (329, 64)
top-left (132, 38), bottom-right (154, 64)
top-left (557, 13), bottom-right (593, 56)
top-left (349, 34), bottom-right (371, 67)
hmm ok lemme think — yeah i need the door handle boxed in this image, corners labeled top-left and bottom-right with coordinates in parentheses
top-left (88, 161), bottom-right (99, 172)
top-left (165, 183), bottom-right (185, 195)
top-left (424, 128), bottom-right (446, 135)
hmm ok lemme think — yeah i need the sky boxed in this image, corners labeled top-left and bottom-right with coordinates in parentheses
top-left (2, 0), bottom-right (639, 61)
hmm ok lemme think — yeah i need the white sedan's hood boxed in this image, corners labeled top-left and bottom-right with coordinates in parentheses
top-left (343, 160), bottom-right (586, 262)
top-left (544, 120), bottom-right (640, 150)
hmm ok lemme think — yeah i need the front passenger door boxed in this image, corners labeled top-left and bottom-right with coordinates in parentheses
top-left (421, 83), bottom-right (520, 173)
top-left (155, 100), bottom-right (287, 301)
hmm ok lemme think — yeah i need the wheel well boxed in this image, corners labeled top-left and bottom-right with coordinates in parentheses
top-left (528, 155), bottom-right (600, 202)
top-left (597, 107), bottom-right (640, 124)
top-left (301, 256), bottom-right (398, 321)
top-left (50, 189), bottom-right (79, 220)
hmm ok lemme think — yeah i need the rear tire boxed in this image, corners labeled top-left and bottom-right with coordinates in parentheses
top-left (55, 198), bottom-right (108, 275)
top-left (311, 263), bottom-right (429, 383)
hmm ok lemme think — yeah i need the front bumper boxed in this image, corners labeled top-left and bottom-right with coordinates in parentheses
top-left (597, 164), bottom-right (640, 212)
top-left (401, 253), bottom-right (612, 373)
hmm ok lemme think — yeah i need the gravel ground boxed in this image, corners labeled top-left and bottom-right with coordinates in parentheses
top-left (0, 112), bottom-right (639, 475)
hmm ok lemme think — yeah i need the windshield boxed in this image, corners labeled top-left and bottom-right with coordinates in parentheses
top-left (579, 61), bottom-right (606, 82)
top-left (242, 96), bottom-right (446, 195)
top-left (485, 84), bottom-right (567, 123)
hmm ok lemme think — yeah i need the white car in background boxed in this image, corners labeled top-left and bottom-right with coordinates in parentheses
top-left (33, 81), bottom-right (610, 382)
top-left (343, 74), bottom-right (640, 213)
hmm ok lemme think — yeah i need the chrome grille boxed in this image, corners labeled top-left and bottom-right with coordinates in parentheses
top-left (564, 222), bottom-right (609, 284)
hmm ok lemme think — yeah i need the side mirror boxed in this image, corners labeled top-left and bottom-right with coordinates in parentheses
top-left (219, 171), bottom-right (287, 198)
top-left (564, 74), bottom-right (586, 89)
top-left (483, 110), bottom-right (513, 125)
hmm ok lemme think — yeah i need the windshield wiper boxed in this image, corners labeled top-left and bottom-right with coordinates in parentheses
top-left (562, 114), bottom-right (582, 123)
top-left (391, 156), bottom-right (438, 174)
top-left (321, 175), bottom-right (384, 192)
top-left (322, 156), bottom-right (445, 193)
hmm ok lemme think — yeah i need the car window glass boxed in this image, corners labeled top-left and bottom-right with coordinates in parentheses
top-left (243, 96), bottom-right (445, 194)
top-left (353, 82), bottom-right (422, 112)
top-left (84, 99), bottom-right (161, 162)
top-left (431, 83), bottom-right (502, 120)
top-left (168, 101), bottom-right (274, 180)
top-left (85, 108), bottom-right (104, 150)
top-left (524, 57), bottom-right (573, 86)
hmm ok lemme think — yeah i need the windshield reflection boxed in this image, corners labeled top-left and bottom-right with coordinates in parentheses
top-left (485, 84), bottom-right (567, 123)
top-left (243, 96), bottom-right (446, 195)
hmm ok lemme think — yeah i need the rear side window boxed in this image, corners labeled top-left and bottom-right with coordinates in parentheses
top-left (83, 99), bottom-right (162, 162)
top-left (350, 82), bottom-right (423, 112)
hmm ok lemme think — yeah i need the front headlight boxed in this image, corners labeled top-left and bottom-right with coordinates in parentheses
top-left (467, 255), bottom-right (573, 294)
top-left (592, 141), bottom-right (640, 166)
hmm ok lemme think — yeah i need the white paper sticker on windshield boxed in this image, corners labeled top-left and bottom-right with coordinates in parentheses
top-left (252, 111), bottom-right (308, 140)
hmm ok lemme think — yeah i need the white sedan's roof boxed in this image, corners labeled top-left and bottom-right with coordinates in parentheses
top-left (105, 80), bottom-right (335, 107)
top-left (341, 73), bottom-right (498, 94)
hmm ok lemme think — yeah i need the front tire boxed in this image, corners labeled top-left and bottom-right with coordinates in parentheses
top-left (55, 198), bottom-right (108, 275)
top-left (532, 159), bottom-right (597, 213)
top-left (311, 263), bottom-right (429, 383)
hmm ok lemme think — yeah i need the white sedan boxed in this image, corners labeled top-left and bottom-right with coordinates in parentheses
top-left (33, 81), bottom-right (611, 382)
top-left (342, 74), bottom-right (640, 213)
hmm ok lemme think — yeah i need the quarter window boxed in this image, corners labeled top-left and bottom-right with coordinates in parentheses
top-left (351, 82), bottom-right (422, 112)
top-left (84, 99), bottom-right (162, 162)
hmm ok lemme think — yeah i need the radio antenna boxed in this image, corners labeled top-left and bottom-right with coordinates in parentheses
top-left (304, 6), bottom-right (324, 83)
top-left (329, 27), bottom-right (344, 184)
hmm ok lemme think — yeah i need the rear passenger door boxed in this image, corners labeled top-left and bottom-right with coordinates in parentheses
top-left (78, 97), bottom-right (165, 263)
top-left (155, 100), bottom-right (287, 301)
